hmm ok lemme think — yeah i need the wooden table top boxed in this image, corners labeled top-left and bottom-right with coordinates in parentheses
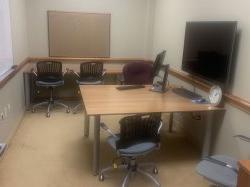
top-left (80, 85), bottom-right (222, 116)
top-left (239, 160), bottom-right (250, 175)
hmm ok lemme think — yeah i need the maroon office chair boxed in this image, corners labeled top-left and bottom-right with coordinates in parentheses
top-left (122, 62), bottom-right (153, 85)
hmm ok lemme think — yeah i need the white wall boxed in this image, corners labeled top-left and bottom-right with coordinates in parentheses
top-left (0, 0), bottom-right (29, 142)
top-left (26, 0), bottom-right (155, 58)
top-left (10, 0), bottom-right (29, 64)
top-left (0, 0), bottom-right (155, 142)
top-left (152, 0), bottom-right (250, 159)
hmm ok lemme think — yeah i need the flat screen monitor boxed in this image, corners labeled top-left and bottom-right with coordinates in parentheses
top-left (182, 21), bottom-right (237, 88)
top-left (153, 50), bottom-right (166, 77)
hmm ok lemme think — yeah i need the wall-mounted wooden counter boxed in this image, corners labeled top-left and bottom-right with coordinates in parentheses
top-left (0, 57), bottom-right (31, 89)
top-left (29, 57), bottom-right (149, 63)
top-left (168, 68), bottom-right (250, 113)
top-left (1, 57), bottom-right (249, 114)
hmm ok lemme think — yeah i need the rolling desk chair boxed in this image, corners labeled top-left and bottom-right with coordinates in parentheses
top-left (121, 62), bottom-right (153, 85)
top-left (71, 62), bottom-right (105, 113)
top-left (196, 135), bottom-right (250, 187)
top-left (99, 113), bottom-right (162, 187)
top-left (196, 155), bottom-right (238, 187)
top-left (32, 61), bottom-right (70, 117)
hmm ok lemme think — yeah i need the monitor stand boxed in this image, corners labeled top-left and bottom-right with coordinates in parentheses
top-left (150, 64), bottom-right (169, 93)
top-left (150, 83), bottom-right (167, 93)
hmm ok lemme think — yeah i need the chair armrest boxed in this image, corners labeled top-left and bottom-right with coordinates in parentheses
top-left (100, 123), bottom-right (118, 138)
top-left (31, 68), bottom-right (37, 77)
top-left (203, 157), bottom-right (238, 174)
top-left (102, 69), bottom-right (107, 77)
top-left (234, 135), bottom-right (250, 142)
top-left (158, 120), bottom-right (163, 134)
top-left (67, 68), bottom-right (80, 78)
top-left (63, 68), bottom-right (68, 76)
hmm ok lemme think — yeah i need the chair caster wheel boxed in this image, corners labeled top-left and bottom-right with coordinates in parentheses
top-left (32, 109), bottom-right (35, 113)
top-left (99, 173), bottom-right (104, 181)
top-left (66, 108), bottom-right (70, 113)
top-left (153, 167), bottom-right (158, 174)
top-left (46, 113), bottom-right (50, 118)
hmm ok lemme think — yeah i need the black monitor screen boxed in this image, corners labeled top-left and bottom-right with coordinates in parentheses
top-left (153, 50), bottom-right (166, 76)
top-left (182, 21), bottom-right (237, 86)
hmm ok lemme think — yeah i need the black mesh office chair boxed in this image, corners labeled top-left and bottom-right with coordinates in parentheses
top-left (32, 61), bottom-right (70, 117)
top-left (99, 113), bottom-right (162, 187)
top-left (71, 62), bottom-right (106, 113)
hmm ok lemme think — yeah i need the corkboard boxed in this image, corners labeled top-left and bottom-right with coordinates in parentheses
top-left (48, 11), bottom-right (110, 57)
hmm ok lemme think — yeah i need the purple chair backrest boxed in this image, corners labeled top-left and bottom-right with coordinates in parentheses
top-left (123, 62), bottom-right (153, 85)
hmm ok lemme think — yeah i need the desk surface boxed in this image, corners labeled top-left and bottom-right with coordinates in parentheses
top-left (80, 85), bottom-right (222, 116)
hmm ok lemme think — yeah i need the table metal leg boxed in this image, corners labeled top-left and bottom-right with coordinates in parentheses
top-left (83, 103), bottom-right (90, 137)
top-left (202, 111), bottom-right (214, 158)
top-left (169, 113), bottom-right (174, 133)
top-left (93, 115), bottom-right (101, 175)
top-left (84, 114), bottom-right (90, 137)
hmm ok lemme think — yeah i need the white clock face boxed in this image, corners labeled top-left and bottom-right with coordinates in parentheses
top-left (209, 86), bottom-right (222, 106)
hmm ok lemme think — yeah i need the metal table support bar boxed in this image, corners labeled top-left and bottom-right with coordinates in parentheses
top-left (93, 115), bottom-right (101, 175)
top-left (202, 111), bottom-right (214, 158)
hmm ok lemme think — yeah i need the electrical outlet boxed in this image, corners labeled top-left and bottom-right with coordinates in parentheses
top-left (0, 143), bottom-right (7, 156)
top-left (0, 112), bottom-right (4, 120)
top-left (4, 107), bottom-right (8, 118)
top-left (7, 104), bottom-right (11, 111)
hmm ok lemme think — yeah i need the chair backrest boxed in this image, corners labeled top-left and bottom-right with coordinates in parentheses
top-left (36, 61), bottom-right (63, 82)
top-left (80, 62), bottom-right (104, 81)
top-left (153, 50), bottom-right (166, 77)
top-left (116, 113), bottom-right (162, 149)
top-left (123, 62), bottom-right (153, 85)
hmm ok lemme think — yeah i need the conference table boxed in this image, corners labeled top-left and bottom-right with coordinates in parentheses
top-left (80, 85), bottom-right (223, 176)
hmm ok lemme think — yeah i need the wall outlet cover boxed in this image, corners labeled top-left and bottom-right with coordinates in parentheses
top-left (0, 143), bottom-right (7, 156)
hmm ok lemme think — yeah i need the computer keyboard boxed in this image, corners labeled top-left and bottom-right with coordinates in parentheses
top-left (116, 85), bottom-right (145, 90)
top-left (172, 87), bottom-right (202, 100)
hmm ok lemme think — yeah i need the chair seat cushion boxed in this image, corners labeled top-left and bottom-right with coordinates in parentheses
top-left (76, 80), bottom-right (102, 85)
top-left (107, 136), bottom-right (158, 156)
top-left (36, 80), bottom-right (64, 87)
top-left (196, 155), bottom-right (238, 187)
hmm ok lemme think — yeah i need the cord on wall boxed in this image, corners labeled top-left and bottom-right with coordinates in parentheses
top-left (234, 135), bottom-right (250, 142)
